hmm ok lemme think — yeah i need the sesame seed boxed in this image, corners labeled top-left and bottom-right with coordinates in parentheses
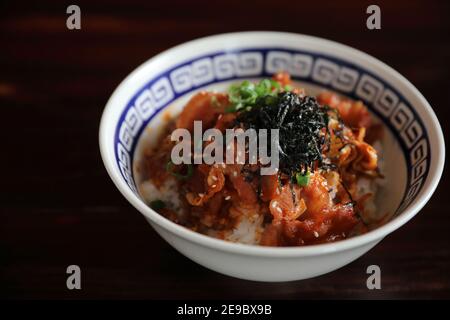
top-left (313, 231), bottom-right (319, 238)
top-left (198, 193), bottom-right (204, 197)
top-left (225, 196), bottom-right (231, 200)
top-left (211, 184), bottom-right (216, 188)
top-left (218, 114), bottom-right (223, 120)
top-left (211, 176), bottom-right (218, 181)
top-left (276, 207), bottom-right (282, 213)
top-left (271, 201), bottom-right (278, 208)
top-left (233, 171), bottom-right (237, 177)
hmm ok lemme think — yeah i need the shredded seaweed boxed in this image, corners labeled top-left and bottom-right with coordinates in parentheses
top-left (237, 91), bottom-right (330, 177)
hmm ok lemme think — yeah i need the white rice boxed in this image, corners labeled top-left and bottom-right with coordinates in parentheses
top-left (139, 178), bottom-right (183, 216)
top-left (207, 213), bottom-right (264, 245)
top-left (356, 176), bottom-right (377, 217)
top-left (224, 214), bottom-right (264, 245)
top-left (141, 176), bottom-right (265, 244)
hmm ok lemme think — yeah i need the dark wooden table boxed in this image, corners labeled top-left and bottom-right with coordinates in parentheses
top-left (1, 0), bottom-right (449, 299)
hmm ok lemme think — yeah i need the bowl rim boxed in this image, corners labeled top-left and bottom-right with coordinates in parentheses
top-left (99, 31), bottom-right (445, 257)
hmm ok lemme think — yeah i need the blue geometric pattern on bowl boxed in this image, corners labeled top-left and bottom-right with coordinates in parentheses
top-left (114, 48), bottom-right (430, 214)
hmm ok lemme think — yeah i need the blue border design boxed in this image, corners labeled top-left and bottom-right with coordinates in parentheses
top-left (113, 48), bottom-right (431, 214)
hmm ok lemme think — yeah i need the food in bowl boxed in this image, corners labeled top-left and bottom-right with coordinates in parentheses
top-left (100, 32), bottom-right (444, 281)
top-left (138, 72), bottom-right (385, 246)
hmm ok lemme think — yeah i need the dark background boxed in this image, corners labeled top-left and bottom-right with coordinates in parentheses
top-left (1, 0), bottom-right (449, 299)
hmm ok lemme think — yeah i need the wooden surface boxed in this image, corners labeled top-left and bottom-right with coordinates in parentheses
top-left (1, 0), bottom-right (449, 299)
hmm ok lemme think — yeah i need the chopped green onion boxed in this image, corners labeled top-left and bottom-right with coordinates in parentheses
top-left (225, 105), bottom-right (237, 113)
top-left (150, 199), bottom-right (166, 210)
top-left (296, 171), bottom-right (310, 187)
top-left (255, 79), bottom-right (271, 95)
top-left (166, 161), bottom-right (193, 180)
top-left (284, 84), bottom-right (293, 91)
top-left (227, 78), bottom-right (282, 112)
top-left (270, 79), bottom-right (281, 89)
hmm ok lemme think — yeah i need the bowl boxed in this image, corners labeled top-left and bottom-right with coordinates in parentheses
top-left (99, 32), bottom-right (445, 282)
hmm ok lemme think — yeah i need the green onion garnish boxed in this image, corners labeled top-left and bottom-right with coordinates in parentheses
top-left (166, 161), bottom-right (193, 180)
top-left (296, 171), bottom-right (310, 187)
top-left (150, 199), bottom-right (166, 210)
top-left (227, 78), bottom-right (281, 112)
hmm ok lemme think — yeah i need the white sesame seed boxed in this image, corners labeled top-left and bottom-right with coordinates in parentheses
top-left (233, 171), bottom-right (237, 177)
top-left (211, 184), bottom-right (216, 188)
top-left (225, 196), bottom-right (231, 200)
top-left (276, 207), bottom-right (282, 213)
top-left (198, 193), bottom-right (204, 197)
top-left (313, 231), bottom-right (319, 238)
top-left (271, 201), bottom-right (278, 208)
top-left (218, 114), bottom-right (223, 120)
top-left (211, 176), bottom-right (218, 181)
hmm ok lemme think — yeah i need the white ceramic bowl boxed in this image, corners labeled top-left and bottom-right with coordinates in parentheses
top-left (99, 32), bottom-right (445, 282)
